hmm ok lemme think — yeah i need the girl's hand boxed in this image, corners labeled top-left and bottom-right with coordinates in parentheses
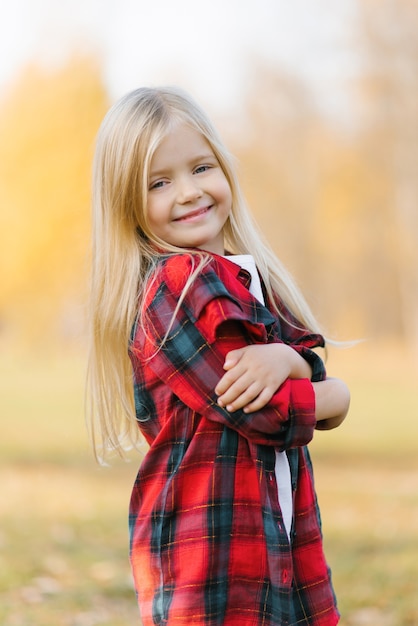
top-left (215, 343), bottom-right (312, 413)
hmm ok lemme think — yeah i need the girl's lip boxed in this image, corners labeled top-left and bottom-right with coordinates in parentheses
top-left (174, 206), bottom-right (212, 222)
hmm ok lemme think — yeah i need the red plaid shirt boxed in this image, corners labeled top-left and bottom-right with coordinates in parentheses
top-left (128, 253), bottom-right (339, 626)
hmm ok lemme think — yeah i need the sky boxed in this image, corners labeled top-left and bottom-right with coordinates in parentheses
top-left (0, 0), bottom-right (359, 119)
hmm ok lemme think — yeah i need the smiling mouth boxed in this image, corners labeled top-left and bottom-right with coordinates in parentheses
top-left (174, 206), bottom-right (212, 222)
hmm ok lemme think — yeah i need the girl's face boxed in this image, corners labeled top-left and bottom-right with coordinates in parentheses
top-left (146, 123), bottom-right (232, 255)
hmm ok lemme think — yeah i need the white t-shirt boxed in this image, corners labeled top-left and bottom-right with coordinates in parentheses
top-left (225, 255), bottom-right (293, 539)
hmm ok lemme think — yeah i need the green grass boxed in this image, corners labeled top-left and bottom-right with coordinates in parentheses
top-left (310, 344), bottom-right (418, 625)
top-left (0, 352), bottom-right (140, 625)
top-left (1, 346), bottom-right (417, 625)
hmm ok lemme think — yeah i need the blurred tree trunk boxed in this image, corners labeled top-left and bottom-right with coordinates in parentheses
top-left (231, 63), bottom-right (321, 289)
top-left (358, 0), bottom-right (418, 349)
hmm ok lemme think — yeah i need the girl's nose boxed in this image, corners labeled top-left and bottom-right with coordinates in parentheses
top-left (176, 176), bottom-right (203, 204)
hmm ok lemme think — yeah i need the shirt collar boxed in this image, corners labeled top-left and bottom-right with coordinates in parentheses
top-left (211, 253), bottom-right (252, 289)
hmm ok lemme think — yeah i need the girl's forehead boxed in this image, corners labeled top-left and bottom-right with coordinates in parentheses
top-left (150, 123), bottom-right (214, 169)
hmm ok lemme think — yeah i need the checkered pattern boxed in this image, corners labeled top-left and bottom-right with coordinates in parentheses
top-left (128, 253), bottom-right (339, 625)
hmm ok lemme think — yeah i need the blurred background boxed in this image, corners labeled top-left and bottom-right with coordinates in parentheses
top-left (1, 0), bottom-right (417, 624)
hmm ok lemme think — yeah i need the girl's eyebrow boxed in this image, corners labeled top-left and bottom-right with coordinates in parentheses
top-left (192, 152), bottom-right (218, 162)
top-left (149, 153), bottom-right (218, 178)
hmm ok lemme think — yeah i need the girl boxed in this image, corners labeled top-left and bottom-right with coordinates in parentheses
top-left (88, 86), bottom-right (350, 626)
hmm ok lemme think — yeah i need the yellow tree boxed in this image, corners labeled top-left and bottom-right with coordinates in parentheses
top-left (0, 55), bottom-right (109, 348)
top-left (357, 0), bottom-right (418, 348)
top-left (228, 48), bottom-right (417, 345)
top-left (230, 64), bottom-right (322, 287)
top-left (228, 62), bottom-right (366, 339)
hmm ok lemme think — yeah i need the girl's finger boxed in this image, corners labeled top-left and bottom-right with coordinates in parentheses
top-left (215, 366), bottom-right (247, 395)
top-left (217, 377), bottom-right (256, 407)
top-left (222, 382), bottom-right (263, 412)
top-left (223, 355), bottom-right (239, 370)
top-left (223, 347), bottom-right (245, 370)
top-left (242, 388), bottom-right (275, 413)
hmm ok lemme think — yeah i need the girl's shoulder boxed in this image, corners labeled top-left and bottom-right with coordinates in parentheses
top-left (154, 252), bottom-right (211, 294)
top-left (148, 252), bottom-right (255, 322)
top-left (154, 252), bottom-right (235, 295)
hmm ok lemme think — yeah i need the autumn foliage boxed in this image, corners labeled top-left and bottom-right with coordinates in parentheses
top-left (0, 1), bottom-right (417, 354)
top-left (0, 56), bottom-right (109, 348)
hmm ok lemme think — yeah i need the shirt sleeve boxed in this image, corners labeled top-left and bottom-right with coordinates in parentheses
top-left (132, 255), bottom-right (317, 450)
top-left (267, 296), bottom-right (327, 383)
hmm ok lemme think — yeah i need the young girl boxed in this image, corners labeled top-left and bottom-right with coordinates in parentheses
top-left (88, 86), bottom-right (350, 626)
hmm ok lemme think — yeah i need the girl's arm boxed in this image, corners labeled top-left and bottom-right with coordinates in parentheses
top-left (216, 344), bottom-right (350, 429)
top-left (215, 343), bottom-right (312, 413)
top-left (312, 377), bottom-right (350, 430)
top-left (133, 255), bottom-right (328, 450)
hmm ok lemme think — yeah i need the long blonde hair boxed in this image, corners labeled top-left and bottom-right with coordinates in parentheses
top-left (87, 86), bottom-right (323, 460)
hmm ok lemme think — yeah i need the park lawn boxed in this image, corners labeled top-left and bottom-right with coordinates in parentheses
top-left (0, 346), bottom-right (417, 626)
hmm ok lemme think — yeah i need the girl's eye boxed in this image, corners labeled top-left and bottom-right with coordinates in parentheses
top-left (149, 180), bottom-right (166, 190)
top-left (194, 165), bottom-right (211, 175)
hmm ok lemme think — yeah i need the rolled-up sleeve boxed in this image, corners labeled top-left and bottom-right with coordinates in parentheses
top-left (131, 255), bottom-right (317, 450)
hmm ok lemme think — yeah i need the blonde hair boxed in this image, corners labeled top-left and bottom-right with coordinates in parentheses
top-left (87, 86), bottom-right (323, 460)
